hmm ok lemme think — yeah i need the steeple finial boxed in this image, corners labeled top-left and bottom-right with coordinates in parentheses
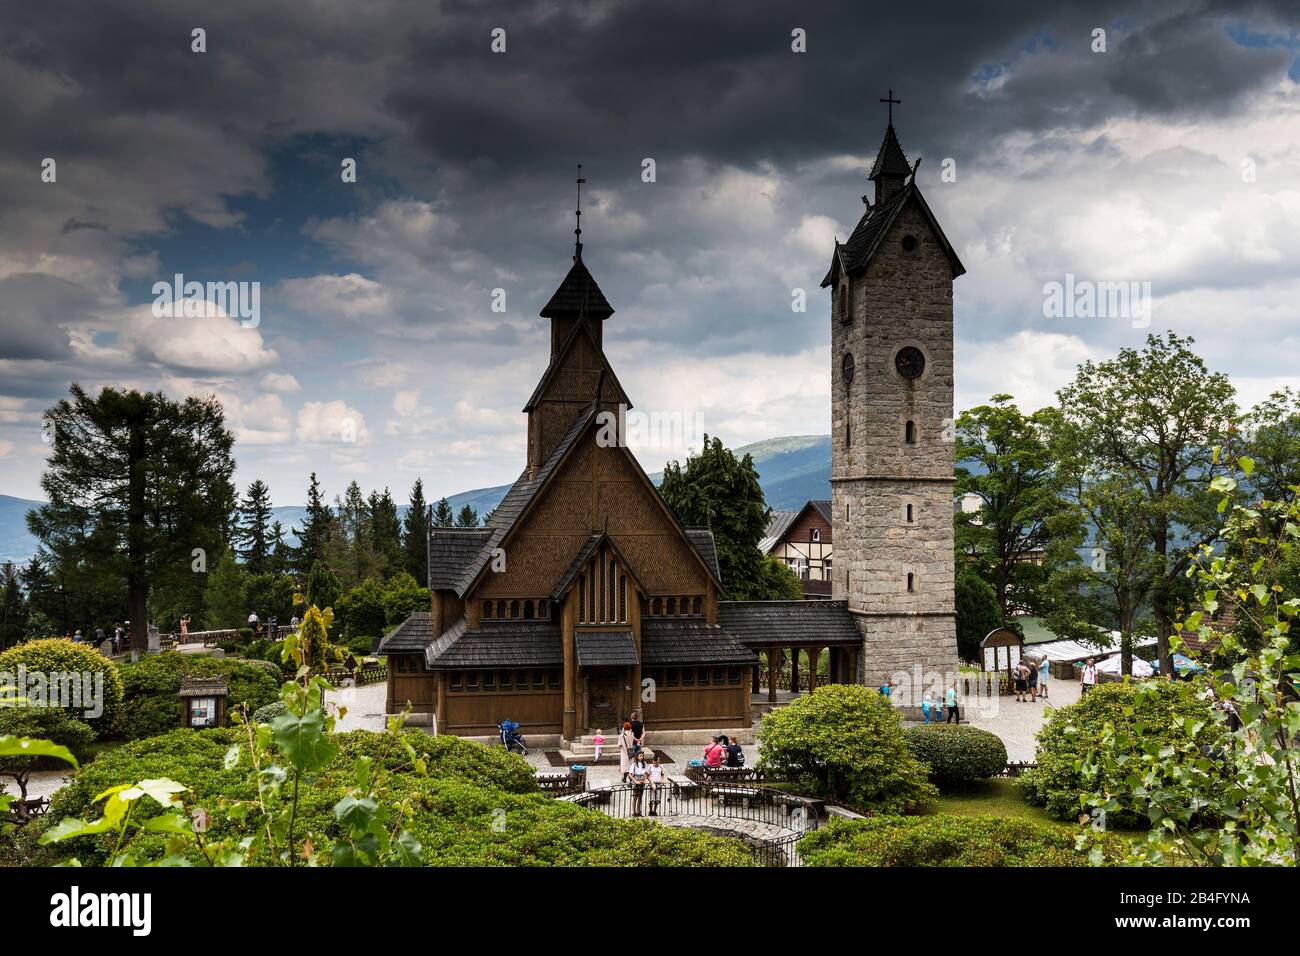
top-left (574, 163), bottom-right (586, 261)
top-left (880, 88), bottom-right (901, 124)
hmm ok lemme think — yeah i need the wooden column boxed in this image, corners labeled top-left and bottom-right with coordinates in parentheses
top-left (767, 646), bottom-right (782, 703)
top-left (790, 648), bottom-right (800, 694)
top-left (562, 593), bottom-right (577, 740)
top-left (751, 663), bottom-right (761, 694)
top-left (435, 673), bottom-right (448, 734)
top-left (807, 647), bottom-right (821, 694)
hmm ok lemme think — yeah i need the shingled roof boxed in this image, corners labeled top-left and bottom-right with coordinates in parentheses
top-left (425, 617), bottom-right (564, 669)
top-left (641, 619), bottom-right (758, 666)
top-left (869, 123), bottom-right (912, 181)
top-left (377, 611), bottom-right (436, 653)
top-left (684, 529), bottom-right (721, 582)
top-left (549, 531), bottom-right (648, 601)
top-left (522, 316), bottom-right (631, 412)
top-left (539, 254), bottom-right (614, 320)
top-left (759, 510), bottom-right (798, 553)
top-left (428, 529), bottom-right (492, 589)
top-left (718, 600), bottom-right (861, 647)
top-left (575, 629), bottom-right (638, 666)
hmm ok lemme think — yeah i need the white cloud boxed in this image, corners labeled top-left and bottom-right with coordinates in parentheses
top-left (262, 372), bottom-right (301, 393)
top-left (297, 400), bottom-right (369, 445)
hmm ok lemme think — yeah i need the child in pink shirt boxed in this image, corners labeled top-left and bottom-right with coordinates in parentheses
top-left (592, 730), bottom-right (605, 763)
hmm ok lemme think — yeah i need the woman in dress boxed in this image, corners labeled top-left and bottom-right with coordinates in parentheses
top-left (618, 721), bottom-right (635, 782)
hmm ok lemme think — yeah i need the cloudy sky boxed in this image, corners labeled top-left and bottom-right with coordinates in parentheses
top-left (1, 0), bottom-right (1298, 507)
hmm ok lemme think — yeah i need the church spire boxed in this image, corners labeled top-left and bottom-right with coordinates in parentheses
top-left (869, 90), bottom-right (912, 204)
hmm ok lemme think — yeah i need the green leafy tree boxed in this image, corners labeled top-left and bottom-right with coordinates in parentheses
top-left (756, 684), bottom-right (937, 812)
top-left (335, 578), bottom-right (387, 641)
top-left (402, 479), bottom-right (430, 582)
top-left (202, 551), bottom-right (247, 630)
top-left (659, 435), bottom-right (770, 599)
top-left (955, 395), bottom-right (1065, 618)
top-left (294, 472), bottom-right (333, 574)
top-left (954, 570), bottom-right (1001, 663)
top-left (382, 572), bottom-right (430, 627)
top-left (1081, 461), bottom-right (1300, 866)
top-left (235, 480), bottom-right (274, 574)
top-left (244, 572), bottom-right (297, 624)
top-left (1054, 333), bottom-right (1236, 675)
top-left (28, 385), bottom-right (236, 653)
top-left (754, 554), bottom-right (804, 600)
top-left (454, 504), bottom-right (479, 529)
top-left (1244, 388), bottom-right (1300, 504)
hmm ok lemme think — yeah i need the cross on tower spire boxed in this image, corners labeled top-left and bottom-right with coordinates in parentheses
top-left (574, 163), bottom-right (586, 260)
top-left (880, 89), bottom-right (901, 124)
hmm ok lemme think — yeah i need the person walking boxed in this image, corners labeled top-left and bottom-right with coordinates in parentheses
top-left (247, 610), bottom-right (260, 638)
top-left (592, 728), bottom-right (605, 764)
top-left (921, 692), bottom-right (935, 724)
top-left (1026, 657), bottom-right (1039, 701)
top-left (648, 754), bottom-right (665, 816)
top-left (1013, 660), bottom-right (1028, 702)
top-left (628, 752), bottom-right (649, 816)
top-left (1080, 658), bottom-right (1098, 696)
top-left (945, 683), bottom-right (960, 724)
top-left (618, 722), bottom-right (635, 782)
top-left (1038, 656), bottom-right (1050, 700)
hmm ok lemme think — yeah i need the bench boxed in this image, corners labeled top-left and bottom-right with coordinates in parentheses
top-left (773, 792), bottom-right (824, 820)
top-left (557, 791), bottom-right (601, 807)
top-left (712, 786), bottom-right (762, 809)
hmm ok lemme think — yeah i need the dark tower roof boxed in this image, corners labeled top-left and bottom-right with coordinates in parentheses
top-left (868, 123), bottom-right (911, 181)
top-left (538, 254), bottom-right (615, 320)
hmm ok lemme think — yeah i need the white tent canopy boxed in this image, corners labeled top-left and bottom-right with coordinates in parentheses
top-left (1097, 655), bottom-right (1153, 677)
top-left (1028, 634), bottom-right (1155, 664)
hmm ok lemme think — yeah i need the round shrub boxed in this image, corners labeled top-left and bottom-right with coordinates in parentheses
top-left (1020, 681), bottom-right (1219, 825)
top-left (800, 814), bottom-right (1121, 866)
top-left (0, 708), bottom-right (98, 766)
top-left (0, 638), bottom-right (125, 733)
top-left (117, 652), bottom-right (280, 739)
top-left (756, 684), bottom-right (937, 813)
top-left (905, 724), bottom-right (1008, 788)
top-left (240, 657), bottom-right (286, 680)
top-left (249, 700), bottom-right (286, 724)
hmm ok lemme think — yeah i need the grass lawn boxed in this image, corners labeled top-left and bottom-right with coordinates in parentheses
top-left (924, 778), bottom-right (1067, 827)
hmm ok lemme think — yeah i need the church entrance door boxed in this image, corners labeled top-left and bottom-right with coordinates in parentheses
top-left (584, 667), bottom-right (627, 732)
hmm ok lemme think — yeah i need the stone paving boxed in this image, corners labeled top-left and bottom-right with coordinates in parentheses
top-left (954, 677), bottom-right (1080, 762)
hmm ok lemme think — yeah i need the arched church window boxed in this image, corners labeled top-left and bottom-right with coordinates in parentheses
top-left (667, 597), bottom-right (677, 616)
top-left (483, 600), bottom-right (492, 619)
top-left (906, 503), bottom-right (914, 523)
top-left (692, 597), bottom-right (702, 616)
top-left (652, 597), bottom-right (662, 616)
top-left (905, 420), bottom-right (916, 444)
top-left (496, 600), bottom-right (506, 619)
top-left (907, 572), bottom-right (915, 592)
top-left (523, 600), bottom-right (535, 620)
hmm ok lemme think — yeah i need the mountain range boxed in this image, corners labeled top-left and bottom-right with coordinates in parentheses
top-left (0, 434), bottom-right (832, 565)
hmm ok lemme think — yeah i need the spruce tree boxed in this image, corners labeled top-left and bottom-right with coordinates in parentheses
top-left (454, 504), bottom-right (480, 529)
top-left (402, 479), bottom-right (430, 581)
top-left (295, 472), bottom-right (333, 573)
top-left (0, 561), bottom-right (27, 650)
top-left (368, 488), bottom-right (404, 578)
top-left (236, 479), bottom-right (274, 574)
top-left (432, 497), bottom-right (454, 528)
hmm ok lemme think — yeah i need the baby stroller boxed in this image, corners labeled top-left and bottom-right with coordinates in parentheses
top-left (498, 719), bottom-right (527, 755)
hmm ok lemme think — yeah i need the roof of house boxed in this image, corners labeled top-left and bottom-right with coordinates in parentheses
top-left (821, 181), bottom-right (965, 288)
top-left (424, 617), bottom-right (564, 669)
top-left (377, 611), bottom-right (436, 654)
top-left (759, 500), bottom-right (833, 552)
top-left (717, 600), bottom-right (861, 647)
top-left (575, 629), bottom-right (638, 667)
top-left (640, 619), bottom-right (758, 666)
top-left (539, 253), bottom-right (615, 320)
top-left (684, 528), bottom-right (721, 581)
top-left (428, 530), bottom-right (492, 589)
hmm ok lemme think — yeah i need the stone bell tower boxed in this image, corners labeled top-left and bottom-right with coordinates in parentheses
top-left (820, 94), bottom-right (965, 699)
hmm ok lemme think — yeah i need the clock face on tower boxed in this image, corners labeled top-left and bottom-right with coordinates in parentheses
top-left (841, 352), bottom-right (855, 388)
top-left (894, 346), bottom-right (925, 380)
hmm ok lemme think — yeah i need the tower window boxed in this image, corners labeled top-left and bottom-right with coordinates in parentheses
top-left (838, 285), bottom-right (850, 324)
top-left (846, 422), bottom-right (852, 448)
top-left (906, 503), bottom-right (914, 523)
top-left (905, 420), bottom-right (916, 444)
top-left (811, 528), bottom-right (821, 543)
top-left (907, 572), bottom-right (915, 592)
top-left (901, 234), bottom-right (918, 252)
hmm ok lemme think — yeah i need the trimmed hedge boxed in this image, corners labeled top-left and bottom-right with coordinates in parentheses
top-left (248, 700), bottom-right (287, 724)
top-left (1019, 681), bottom-right (1220, 825)
top-left (117, 653), bottom-right (280, 739)
top-left (800, 815), bottom-right (1120, 867)
top-left (905, 724), bottom-right (1008, 788)
top-left (757, 684), bottom-right (937, 813)
top-left (32, 728), bottom-right (753, 867)
top-left (0, 638), bottom-right (125, 732)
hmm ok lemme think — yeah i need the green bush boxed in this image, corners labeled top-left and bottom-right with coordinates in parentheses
top-left (0, 638), bottom-right (125, 733)
top-left (34, 727), bottom-right (751, 867)
top-left (117, 653), bottom-right (280, 739)
top-left (1019, 681), bottom-right (1220, 824)
top-left (0, 708), bottom-right (98, 766)
top-left (800, 814), bottom-right (1120, 866)
top-left (248, 700), bottom-right (286, 724)
top-left (756, 684), bottom-right (937, 813)
top-left (346, 635), bottom-right (374, 656)
top-left (904, 724), bottom-right (1008, 788)
top-left (239, 658), bottom-right (286, 680)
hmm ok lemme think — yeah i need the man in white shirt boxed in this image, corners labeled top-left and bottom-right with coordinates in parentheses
top-left (1080, 658), bottom-right (1098, 695)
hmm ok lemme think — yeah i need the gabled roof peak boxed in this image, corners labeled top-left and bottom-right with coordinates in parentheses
top-left (539, 255), bottom-right (615, 320)
top-left (869, 122), bottom-right (912, 181)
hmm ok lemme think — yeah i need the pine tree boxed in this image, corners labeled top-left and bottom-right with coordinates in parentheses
top-left (402, 479), bottom-right (430, 581)
top-left (335, 482), bottom-right (375, 585)
top-left (236, 479), bottom-right (274, 574)
top-left (432, 497), bottom-right (454, 527)
top-left (455, 504), bottom-right (480, 529)
top-left (18, 557), bottom-right (54, 627)
top-left (0, 561), bottom-right (27, 650)
top-left (368, 488), bottom-right (404, 578)
top-left (27, 385), bottom-right (236, 653)
top-left (295, 472), bottom-right (333, 573)
top-left (202, 550), bottom-right (247, 630)
top-left (307, 560), bottom-right (342, 612)
top-left (269, 520), bottom-right (292, 575)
